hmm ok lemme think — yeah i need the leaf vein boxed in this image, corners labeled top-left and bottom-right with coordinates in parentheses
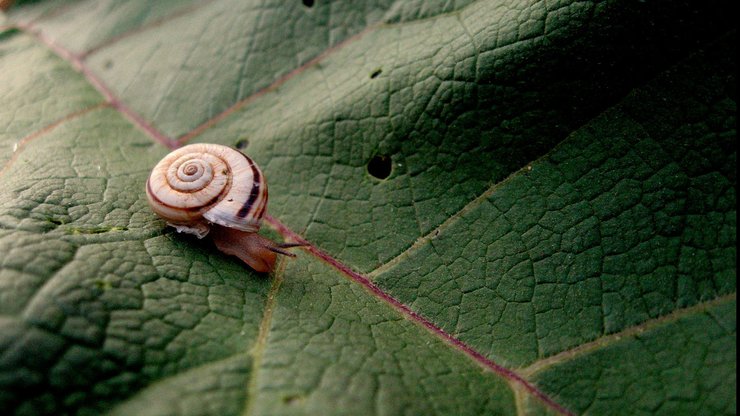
top-left (80, 0), bottom-right (219, 58)
top-left (518, 293), bottom-right (737, 378)
top-left (264, 213), bottom-right (576, 416)
top-left (242, 260), bottom-right (286, 416)
top-left (13, 22), bottom-right (176, 149)
top-left (0, 103), bottom-right (108, 177)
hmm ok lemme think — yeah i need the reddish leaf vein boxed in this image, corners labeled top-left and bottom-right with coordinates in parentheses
top-left (80, 0), bottom-right (219, 59)
top-left (264, 214), bottom-right (575, 416)
top-left (16, 22), bottom-right (178, 149)
top-left (176, 25), bottom-right (378, 145)
top-left (0, 103), bottom-right (107, 176)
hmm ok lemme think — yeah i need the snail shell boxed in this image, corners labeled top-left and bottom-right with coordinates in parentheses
top-left (146, 143), bottom-right (267, 237)
top-left (146, 143), bottom-right (293, 272)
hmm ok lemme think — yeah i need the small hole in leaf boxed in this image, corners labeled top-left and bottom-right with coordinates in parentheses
top-left (302, 0), bottom-right (314, 7)
top-left (104, 59), bottom-right (113, 69)
top-left (367, 155), bottom-right (392, 180)
top-left (283, 394), bottom-right (302, 404)
top-left (370, 68), bottom-right (382, 79)
top-left (47, 217), bottom-right (64, 226)
top-left (235, 138), bottom-right (249, 149)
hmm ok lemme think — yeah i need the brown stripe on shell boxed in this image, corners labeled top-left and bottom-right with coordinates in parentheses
top-left (254, 185), bottom-right (268, 220)
top-left (236, 154), bottom-right (262, 218)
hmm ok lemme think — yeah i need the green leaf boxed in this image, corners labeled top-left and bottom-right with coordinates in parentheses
top-left (0, 1), bottom-right (735, 415)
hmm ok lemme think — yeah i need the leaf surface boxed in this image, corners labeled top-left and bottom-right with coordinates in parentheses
top-left (0, 0), bottom-right (735, 415)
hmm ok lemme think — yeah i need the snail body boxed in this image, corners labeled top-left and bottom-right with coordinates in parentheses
top-left (146, 143), bottom-right (297, 272)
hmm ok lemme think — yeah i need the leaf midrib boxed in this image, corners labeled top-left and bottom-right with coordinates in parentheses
top-left (262, 214), bottom-right (576, 416)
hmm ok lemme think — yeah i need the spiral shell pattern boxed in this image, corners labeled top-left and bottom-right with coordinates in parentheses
top-left (146, 143), bottom-right (267, 234)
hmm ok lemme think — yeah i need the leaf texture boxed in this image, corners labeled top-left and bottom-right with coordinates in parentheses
top-left (0, 0), bottom-right (735, 415)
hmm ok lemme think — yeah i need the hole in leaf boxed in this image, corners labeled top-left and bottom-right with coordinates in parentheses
top-left (367, 155), bottom-right (392, 180)
top-left (302, 0), bottom-right (314, 7)
top-left (235, 138), bottom-right (249, 149)
top-left (283, 394), bottom-right (303, 404)
top-left (104, 59), bottom-right (114, 69)
top-left (370, 68), bottom-right (382, 79)
top-left (47, 217), bottom-right (65, 226)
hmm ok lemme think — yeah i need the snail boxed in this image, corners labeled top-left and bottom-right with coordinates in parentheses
top-left (145, 143), bottom-right (301, 272)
